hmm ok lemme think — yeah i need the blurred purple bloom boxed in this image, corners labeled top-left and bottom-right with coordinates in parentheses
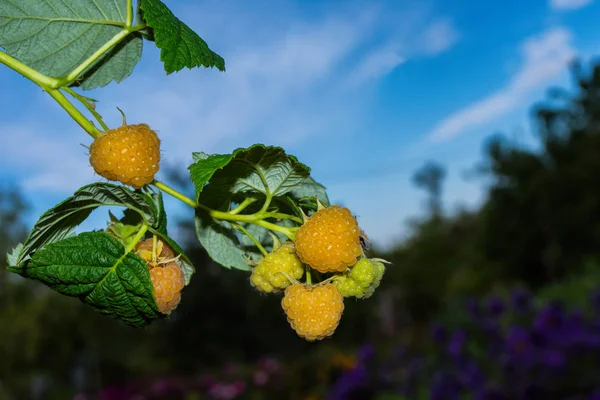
top-left (208, 381), bottom-right (245, 400)
top-left (486, 296), bottom-right (505, 317)
top-left (328, 365), bottom-right (369, 400)
top-left (466, 297), bottom-right (482, 320)
top-left (534, 303), bottom-right (565, 331)
top-left (358, 343), bottom-right (375, 363)
top-left (506, 325), bottom-right (535, 367)
top-left (252, 370), bottom-right (269, 387)
top-left (474, 386), bottom-right (507, 400)
top-left (448, 329), bottom-right (467, 357)
top-left (510, 287), bottom-right (532, 313)
top-left (430, 322), bottom-right (447, 343)
top-left (457, 359), bottom-right (485, 390)
top-left (430, 371), bottom-right (461, 400)
top-left (539, 348), bottom-right (565, 369)
top-left (590, 390), bottom-right (600, 400)
top-left (259, 357), bottom-right (281, 374)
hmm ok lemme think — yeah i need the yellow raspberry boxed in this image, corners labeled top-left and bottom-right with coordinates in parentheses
top-left (135, 238), bottom-right (175, 268)
top-left (250, 244), bottom-right (304, 293)
top-left (281, 283), bottom-right (344, 341)
top-left (294, 205), bottom-right (362, 273)
top-left (149, 261), bottom-right (185, 314)
top-left (89, 123), bottom-right (161, 189)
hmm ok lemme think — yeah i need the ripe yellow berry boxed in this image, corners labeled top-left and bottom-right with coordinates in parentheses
top-left (149, 261), bottom-right (185, 314)
top-left (281, 283), bottom-right (344, 341)
top-left (294, 205), bottom-right (362, 273)
top-left (250, 245), bottom-right (304, 293)
top-left (135, 238), bottom-right (175, 268)
top-left (89, 123), bottom-right (161, 189)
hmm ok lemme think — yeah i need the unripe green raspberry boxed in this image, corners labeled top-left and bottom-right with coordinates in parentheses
top-left (363, 260), bottom-right (386, 298)
top-left (333, 275), bottom-right (365, 297)
top-left (334, 258), bottom-right (387, 299)
top-left (250, 244), bottom-right (304, 293)
top-left (349, 258), bottom-right (377, 286)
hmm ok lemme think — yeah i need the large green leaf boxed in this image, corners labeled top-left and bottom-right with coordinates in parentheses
top-left (189, 144), bottom-right (312, 202)
top-left (0, 0), bottom-right (142, 90)
top-left (12, 232), bottom-right (161, 328)
top-left (139, 0), bottom-right (225, 74)
top-left (11, 183), bottom-right (157, 266)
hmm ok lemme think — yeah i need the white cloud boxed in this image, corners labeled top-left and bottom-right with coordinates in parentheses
top-left (426, 27), bottom-right (575, 143)
top-left (550, 0), bottom-right (594, 11)
top-left (419, 18), bottom-right (461, 55)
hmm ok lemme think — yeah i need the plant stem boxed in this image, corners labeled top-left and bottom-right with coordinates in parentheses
top-left (235, 223), bottom-right (268, 257)
top-left (306, 266), bottom-right (312, 285)
top-left (230, 197), bottom-right (258, 215)
top-left (152, 180), bottom-right (297, 240)
top-left (46, 89), bottom-right (100, 138)
top-left (63, 87), bottom-right (109, 131)
top-left (264, 212), bottom-right (303, 224)
top-left (125, 224), bottom-right (149, 253)
top-left (152, 180), bottom-right (199, 209)
top-left (0, 51), bottom-right (59, 88)
top-left (55, 25), bottom-right (144, 87)
top-left (126, 0), bottom-right (133, 26)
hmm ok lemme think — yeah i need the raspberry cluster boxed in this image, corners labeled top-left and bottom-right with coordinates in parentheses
top-left (246, 204), bottom-right (387, 342)
top-left (89, 123), bottom-right (161, 189)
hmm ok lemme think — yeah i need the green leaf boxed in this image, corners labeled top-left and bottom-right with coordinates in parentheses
top-left (0, 0), bottom-right (142, 90)
top-left (189, 144), bottom-right (312, 201)
top-left (289, 176), bottom-right (331, 206)
top-left (139, 0), bottom-right (225, 74)
top-left (149, 191), bottom-right (168, 234)
top-left (194, 210), bottom-right (250, 271)
top-left (77, 34), bottom-right (143, 90)
top-left (6, 244), bottom-right (22, 267)
top-left (15, 183), bottom-right (157, 266)
top-left (14, 232), bottom-right (162, 328)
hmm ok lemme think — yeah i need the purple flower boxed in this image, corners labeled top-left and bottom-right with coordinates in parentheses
top-left (447, 329), bottom-right (467, 357)
top-left (457, 359), bottom-right (485, 389)
top-left (328, 365), bottom-right (369, 400)
top-left (538, 348), bottom-right (565, 369)
top-left (533, 302), bottom-right (566, 344)
top-left (430, 372), bottom-right (461, 400)
top-left (486, 296), bottom-right (505, 318)
top-left (506, 325), bottom-right (535, 367)
top-left (466, 297), bottom-right (482, 320)
top-left (358, 343), bottom-right (375, 363)
top-left (430, 322), bottom-right (447, 343)
top-left (474, 386), bottom-right (507, 400)
top-left (510, 287), bottom-right (532, 313)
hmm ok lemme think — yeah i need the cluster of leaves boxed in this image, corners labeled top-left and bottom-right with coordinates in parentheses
top-left (1, 0), bottom-right (332, 329)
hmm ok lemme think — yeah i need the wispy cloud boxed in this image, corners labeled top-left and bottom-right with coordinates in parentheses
top-left (426, 27), bottom-right (575, 143)
top-left (418, 18), bottom-right (461, 55)
top-left (550, 0), bottom-right (594, 11)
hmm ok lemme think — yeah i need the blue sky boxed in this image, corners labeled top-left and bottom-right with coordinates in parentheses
top-left (1, 0), bottom-right (600, 249)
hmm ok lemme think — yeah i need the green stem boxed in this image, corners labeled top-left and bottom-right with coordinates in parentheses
top-left (63, 87), bottom-right (109, 131)
top-left (125, 224), bottom-right (149, 253)
top-left (264, 212), bottom-right (303, 224)
top-left (230, 197), bottom-right (258, 215)
top-left (306, 266), bottom-right (312, 285)
top-left (55, 24), bottom-right (145, 88)
top-left (152, 180), bottom-right (199, 209)
top-left (235, 223), bottom-right (268, 257)
top-left (0, 50), bottom-right (59, 88)
top-left (46, 89), bottom-right (100, 138)
top-left (126, 0), bottom-right (133, 26)
top-left (254, 220), bottom-right (296, 241)
top-left (152, 180), bottom-right (297, 240)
